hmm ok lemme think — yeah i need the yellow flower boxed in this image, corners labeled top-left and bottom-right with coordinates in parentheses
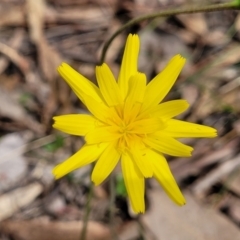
top-left (53, 34), bottom-right (217, 213)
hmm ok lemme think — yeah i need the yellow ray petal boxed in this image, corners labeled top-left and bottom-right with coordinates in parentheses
top-left (80, 93), bottom-right (111, 123)
top-left (151, 100), bottom-right (189, 119)
top-left (143, 55), bottom-right (186, 111)
top-left (124, 72), bottom-right (146, 122)
top-left (53, 114), bottom-right (96, 136)
top-left (130, 144), bottom-right (153, 178)
top-left (53, 143), bottom-right (108, 179)
top-left (149, 150), bottom-right (186, 205)
top-left (85, 126), bottom-right (120, 144)
top-left (58, 63), bottom-right (102, 103)
top-left (121, 153), bottom-right (145, 213)
top-left (163, 119), bottom-right (217, 138)
top-left (126, 72), bottom-right (146, 105)
top-left (91, 143), bottom-right (120, 185)
top-left (144, 134), bottom-right (193, 157)
top-left (96, 63), bottom-right (122, 106)
top-left (129, 118), bottom-right (165, 134)
top-left (118, 34), bottom-right (140, 99)
top-left (81, 93), bottom-right (122, 125)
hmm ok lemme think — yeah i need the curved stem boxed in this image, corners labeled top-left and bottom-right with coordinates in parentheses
top-left (100, 2), bottom-right (239, 64)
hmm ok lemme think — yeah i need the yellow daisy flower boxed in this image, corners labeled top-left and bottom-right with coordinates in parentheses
top-left (53, 34), bottom-right (217, 213)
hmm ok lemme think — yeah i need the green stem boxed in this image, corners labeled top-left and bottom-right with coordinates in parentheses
top-left (100, 2), bottom-right (239, 64)
top-left (80, 178), bottom-right (94, 240)
top-left (109, 174), bottom-right (119, 240)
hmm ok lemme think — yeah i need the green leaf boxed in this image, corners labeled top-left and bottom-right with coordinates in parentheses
top-left (44, 135), bottom-right (64, 152)
top-left (233, 0), bottom-right (240, 7)
top-left (116, 173), bottom-right (127, 197)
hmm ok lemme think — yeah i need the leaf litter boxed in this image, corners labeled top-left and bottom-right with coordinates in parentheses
top-left (0, 0), bottom-right (240, 239)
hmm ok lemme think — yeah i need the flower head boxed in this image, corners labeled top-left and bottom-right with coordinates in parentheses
top-left (53, 34), bottom-right (217, 213)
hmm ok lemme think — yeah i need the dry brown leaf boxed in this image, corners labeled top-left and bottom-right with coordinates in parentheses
top-left (202, 43), bottom-right (240, 74)
top-left (177, 13), bottom-right (208, 36)
top-left (0, 29), bottom-right (25, 75)
top-left (26, 0), bottom-right (62, 81)
top-left (0, 41), bottom-right (31, 75)
top-left (0, 1), bottom-right (113, 28)
top-left (0, 87), bottom-right (44, 133)
top-left (0, 219), bottom-right (111, 240)
top-left (48, 0), bottom-right (118, 7)
top-left (0, 36), bottom-right (50, 106)
top-left (203, 30), bottom-right (230, 46)
top-left (0, 4), bottom-right (25, 27)
top-left (38, 38), bottom-right (62, 81)
top-left (227, 195), bottom-right (240, 224)
top-left (26, 0), bottom-right (63, 125)
top-left (234, 13), bottom-right (240, 32)
top-left (171, 138), bottom-right (239, 182)
top-left (26, 0), bottom-right (45, 44)
top-left (118, 221), bottom-right (140, 240)
top-left (190, 91), bottom-right (217, 120)
top-left (0, 182), bottom-right (43, 221)
top-left (177, 29), bottom-right (197, 44)
top-left (51, 6), bottom-right (113, 23)
top-left (141, 188), bottom-right (240, 240)
top-left (0, 133), bottom-right (28, 192)
top-left (192, 154), bottom-right (240, 198)
top-left (180, 83), bottom-right (199, 107)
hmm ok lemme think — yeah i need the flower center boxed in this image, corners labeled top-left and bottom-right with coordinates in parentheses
top-left (114, 105), bottom-right (143, 153)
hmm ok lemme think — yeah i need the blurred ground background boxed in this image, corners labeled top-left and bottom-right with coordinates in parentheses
top-left (0, 0), bottom-right (240, 239)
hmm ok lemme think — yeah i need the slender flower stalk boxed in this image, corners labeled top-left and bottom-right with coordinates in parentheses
top-left (53, 34), bottom-right (217, 213)
top-left (100, 2), bottom-right (240, 63)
